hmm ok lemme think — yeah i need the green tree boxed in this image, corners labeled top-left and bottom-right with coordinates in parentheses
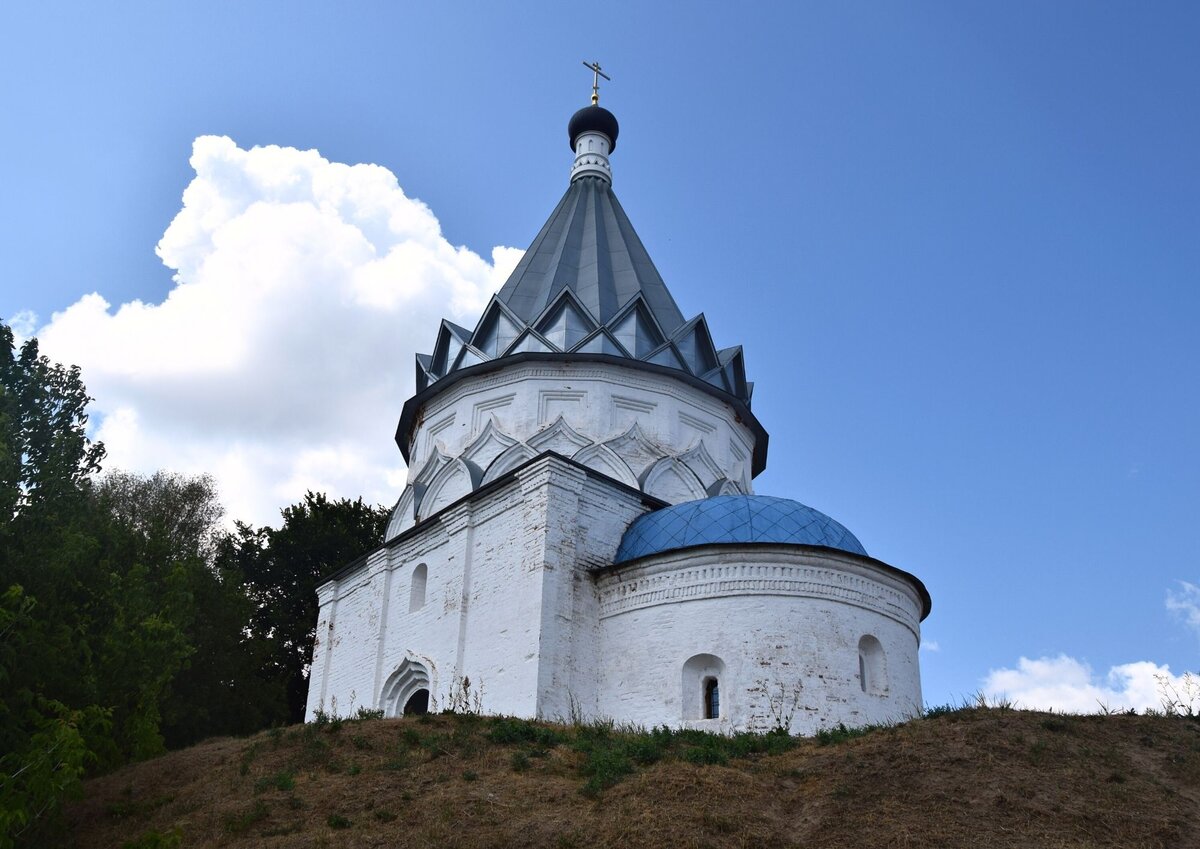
top-left (227, 492), bottom-right (388, 723)
top-left (0, 321), bottom-right (108, 847)
top-left (89, 471), bottom-right (283, 748)
top-left (0, 317), bottom-right (389, 847)
top-left (0, 325), bottom-right (103, 531)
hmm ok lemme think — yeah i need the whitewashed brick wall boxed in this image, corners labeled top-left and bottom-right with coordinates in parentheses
top-left (307, 455), bottom-right (926, 735)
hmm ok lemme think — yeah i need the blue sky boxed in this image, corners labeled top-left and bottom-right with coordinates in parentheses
top-left (2, 1), bottom-right (1198, 711)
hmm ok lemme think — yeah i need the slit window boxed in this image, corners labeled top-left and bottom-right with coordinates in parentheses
top-left (703, 677), bottom-right (720, 719)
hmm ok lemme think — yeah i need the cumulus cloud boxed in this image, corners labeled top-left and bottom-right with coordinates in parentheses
top-left (1166, 581), bottom-right (1200, 639)
top-left (30, 136), bottom-right (521, 526)
top-left (8, 310), bottom-right (37, 347)
top-left (982, 654), bottom-right (1195, 713)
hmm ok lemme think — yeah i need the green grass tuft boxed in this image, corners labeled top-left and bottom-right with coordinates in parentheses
top-left (253, 771), bottom-right (295, 793)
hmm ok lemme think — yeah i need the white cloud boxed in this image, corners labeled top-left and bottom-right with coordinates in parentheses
top-left (8, 310), bottom-right (36, 347)
top-left (1166, 581), bottom-right (1200, 639)
top-left (982, 654), bottom-right (1196, 714)
top-left (31, 135), bottom-right (521, 526)
top-left (920, 640), bottom-right (940, 653)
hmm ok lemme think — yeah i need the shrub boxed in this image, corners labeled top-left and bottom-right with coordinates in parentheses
top-left (682, 743), bottom-right (728, 766)
top-left (574, 738), bottom-right (634, 795)
top-left (487, 717), bottom-right (565, 747)
top-left (815, 723), bottom-right (875, 746)
top-left (253, 771), bottom-right (295, 793)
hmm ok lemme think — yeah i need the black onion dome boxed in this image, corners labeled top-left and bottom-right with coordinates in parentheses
top-left (568, 105), bottom-right (619, 152)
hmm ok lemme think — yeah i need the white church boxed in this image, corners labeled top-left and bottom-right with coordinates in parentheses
top-left (305, 86), bottom-right (931, 734)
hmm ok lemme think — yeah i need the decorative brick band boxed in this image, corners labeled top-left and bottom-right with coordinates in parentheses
top-left (595, 549), bottom-right (923, 636)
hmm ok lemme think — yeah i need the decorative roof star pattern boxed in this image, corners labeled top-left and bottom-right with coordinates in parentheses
top-left (415, 176), bottom-right (751, 403)
top-left (614, 495), bottom-right (868, 564)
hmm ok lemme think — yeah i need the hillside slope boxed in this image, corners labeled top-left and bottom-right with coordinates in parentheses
top-left (59, 708), bottom-right (1200, 848)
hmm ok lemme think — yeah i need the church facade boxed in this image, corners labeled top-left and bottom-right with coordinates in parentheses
top-left (304, 95), bottom-right (931, 734)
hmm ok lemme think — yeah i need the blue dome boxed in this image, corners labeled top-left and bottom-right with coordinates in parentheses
top-left (615, 495), bottom-right (867, 564)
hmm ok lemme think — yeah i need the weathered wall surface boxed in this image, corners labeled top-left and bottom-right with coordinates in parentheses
top-left (306, 456), bottom-right (653, 723)
top-left (593, 547), bottom-right (925, 734)
top-left (308, 456), bottom-right (926, 735)
top-left (386, 361), bottom-right (759, 539)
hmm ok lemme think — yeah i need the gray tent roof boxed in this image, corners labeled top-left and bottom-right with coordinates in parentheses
top-left (495, 176), bottom-right (686, 334)
top-left (408, 85), bottom-right (759, 424)
top-left (412, 174), bottom-right (753, 406)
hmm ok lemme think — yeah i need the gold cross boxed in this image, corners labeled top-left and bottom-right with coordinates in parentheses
top-left (582, 60), bottom-right (611, 105)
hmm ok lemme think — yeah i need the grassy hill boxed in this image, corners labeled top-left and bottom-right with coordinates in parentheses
top-left (57, 706), bottom-right (1200, 848)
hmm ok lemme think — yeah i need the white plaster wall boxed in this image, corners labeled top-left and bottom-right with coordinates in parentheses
top-left (307, 456), bottom-right (653, 723)
top-left (593, 547), bottom-right (925, 734)
top-left (409, 362), bottom-right (755, 477)
top-left (388, 362), bottom-right (758, 538)
top-left (527, 468), bottom-right (650, 721)
top-left (308, 455), bottom-right (928, 737)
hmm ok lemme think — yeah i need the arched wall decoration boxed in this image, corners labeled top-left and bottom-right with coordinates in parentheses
top-left (601, 421), bottom-right (667, 480)
top-left (482, 442), bottom-right (538, 485)
top-left (676, 440), bottom-right (724, 490)
top-left (570, 443), bottom-right (639, 489)
top-left (707, 478), bottom-right (745, 496)
top-left (641, 456), bottom-right (707, 504)
top-left (527, 414), bottom-right (594, 456)
top-left (419, 458), bottom-right (482, 520)
top-left (409, 449), bottom-right (451, 514)
top-left (461, 418), bottom-right (519, 472)
top-left (380, 657), bottom-right (433, 718)
top-left (385, 486), bottom-right (416, 540)
top-left (858, 635), bottom-right (887, 695)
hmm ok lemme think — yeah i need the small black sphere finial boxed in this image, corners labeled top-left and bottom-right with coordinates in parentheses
top-left (568, 104), bottom-right (620, 153)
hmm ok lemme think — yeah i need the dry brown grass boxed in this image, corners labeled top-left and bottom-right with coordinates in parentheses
top-left (56, 708), bottom-right (1200, 849)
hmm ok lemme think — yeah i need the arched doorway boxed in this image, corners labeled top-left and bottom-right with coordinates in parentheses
top-left (403, 688), bottom-right (430, 715)
top-left (380, 659), bottom-right (433, 717)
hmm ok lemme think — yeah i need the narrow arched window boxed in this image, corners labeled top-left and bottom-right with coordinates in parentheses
top-left (409, 563), bottom-right (427, 612)
top-left (682, 654), bottom-right (726, 721)
top-left (858, 635), bottom-right (886, 695)
top-left (704, 677), bottom-right (720, 719)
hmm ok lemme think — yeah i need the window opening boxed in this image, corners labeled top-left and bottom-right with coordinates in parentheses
top-left (703, 677), bottom-right (720, 719)
top-left (409, 563), bottom-right (428, 612)
top-left (682, 654), bottom-right (725, 720)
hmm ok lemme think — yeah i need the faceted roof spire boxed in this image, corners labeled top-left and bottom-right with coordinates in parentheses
top-left (407, 97), bottom-right (754, 414)
top-left (495, 177), bottom-right (684, 332)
